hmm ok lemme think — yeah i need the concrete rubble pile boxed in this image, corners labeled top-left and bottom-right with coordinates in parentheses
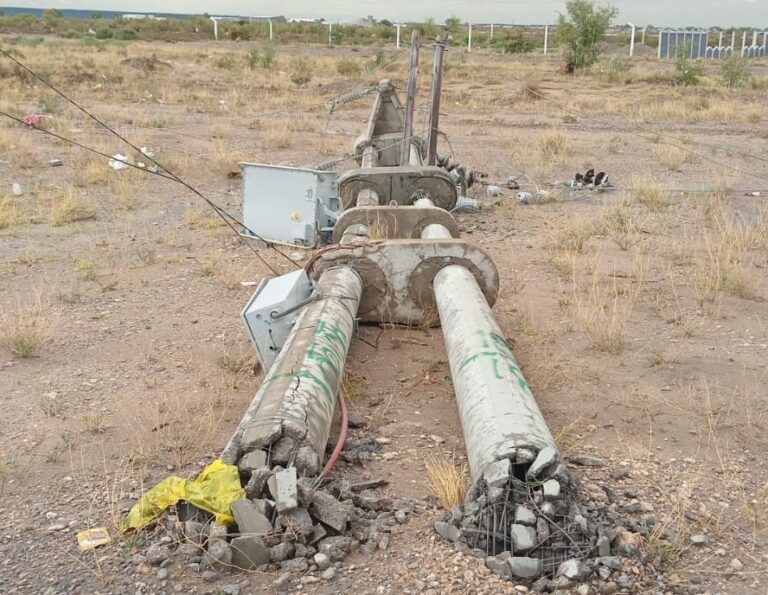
top-left (433, 446), bottom-right (642, 591)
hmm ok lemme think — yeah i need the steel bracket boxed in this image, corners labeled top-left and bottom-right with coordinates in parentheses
top-left (332, 205), bottom-right (460, 243)
top-left (339, 166), bottom-right (458, 210)
top-left (308, 239), bottom-right (498, 326)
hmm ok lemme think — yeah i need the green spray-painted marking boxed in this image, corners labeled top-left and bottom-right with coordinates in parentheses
top-left (456, 330), bottom-right (530, 392)
top-left (263, 321), bottom-right (350, 403)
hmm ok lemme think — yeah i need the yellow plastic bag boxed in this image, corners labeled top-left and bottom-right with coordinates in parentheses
top-left (121, 459), bottom-right (245, 532)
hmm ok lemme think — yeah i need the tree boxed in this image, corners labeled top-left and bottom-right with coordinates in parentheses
top-left (556, 0), bottom-right (617, 70)
top-left (445, 16), bottom-right (461, 35)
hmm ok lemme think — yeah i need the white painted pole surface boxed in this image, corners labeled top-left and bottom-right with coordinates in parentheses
top-left (628, 23), bottom-right (635, 57)
top-left (641, 26), bottom-right (646, 44)
top-left (221, 266), bottom-right (363, 463)
top-left (490, 23), bottom-right (494, 39)
top-left (434, 264), bottom-right (556, 481)
top-left (468, 22), bottom-right (472, 52)
top-left (328, 23), bottom-right (332, 47)
top-left (210, 17), bottom-right (218, 41)
top-left (396, 24), bottom-right (401, 48)
top-left (543, 25), bottom-right (549, 54)
top-left (269, 19), bottom-right (273, 41)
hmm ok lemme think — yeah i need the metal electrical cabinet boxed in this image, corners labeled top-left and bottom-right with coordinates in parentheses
top-left (240, 163), bottom-right (340, 248)
top-left (241, 269), bottom-right (314, 371)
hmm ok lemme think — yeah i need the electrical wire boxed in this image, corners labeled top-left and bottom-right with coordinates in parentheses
top-left (0, 46), bottom-right (302, 272)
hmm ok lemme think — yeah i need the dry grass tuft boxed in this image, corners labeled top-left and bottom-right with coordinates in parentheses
top-left (555, 220), bottom-right (596, 255)
top-left (538, 130), bottom-right (568, 161)
top-left (653, 144), bottom-right (694, 171)
top-left (0, 196), bottom-right (23, 230)
top-left (630, 176), bottom-right (670, 211)
top-left (520, 79), bottom-right (543, 101)
top-left (342, 369), bottom-right (368, 404)
top-left (0, 295), bottom-right (54, 358)
top-left (425, 452), bottom-right (468, 510)
top-left (50, 189), bottom-right (98, 226)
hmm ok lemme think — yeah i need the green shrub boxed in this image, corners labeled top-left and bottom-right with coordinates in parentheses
top-left (290, 57), bottom-right (312, 86)
top-left (675, 44), bottom-right (704, 86)
top-left (490, 31), bottom-right (535, 54)
top-left (246, 46), bottom-right (260, 69)
top-left (114, 27), bottom-right (137, 41)
top-left (556, 0), bottom-right (618, 69)
top-left (95, 27), bottom-right (113, 40)
top-left (336, 58), bottom-right (361, 77)
top-left (260, 43), bottom-right (276, 69)
top-left (721, 55), bottom-right (749, 88)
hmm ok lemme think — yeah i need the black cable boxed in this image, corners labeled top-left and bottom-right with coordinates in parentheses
top-left (0, 46), bottom-right (301, 271)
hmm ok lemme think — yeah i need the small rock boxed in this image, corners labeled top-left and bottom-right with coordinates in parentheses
top-left (434, 521), bottom-right (460, 542)
top-left (542, 479), bottom-right (561, 500)
top-left (156, 568), bottom-right (169, 580)
top-left (270, 542), bottom-right (295, 562)
top-left (508, 557), bottom-right (543, 579)
top-left (321, 567), bottom-right (336, 580)
top-left (527, 446), bottom-right (558, 479)
top-left (146, 544), bottom-right (171, 566)
top-left (690, 534), bottom-right (708, 546)
top-left (556, 559), bottom-right (580, 580)
top-left (313, 552), bottom-right (331, 570)
top-left (597, 535), bottom-right (611, 557)
top-left (485, 556), bottom-right (512, 579)
top-left (273, 572), bottom-right (292, 592)
top-left (231, 536), bottom-right (270, 570)
top-left (202, 570), bottom-right (219, 582)
top-left (394, 510), bottom-right (407, 524)
top-left (514, 506), bottom-right (537, 526)
top-left (348, 413), bottom-right (366, 428)
top-left (510, 524), bottom-right (537, 552)
top-left (222, 585), bottom-right (241, 595)
top-left (205, 540), bottom-right (233, 571)
top-left (567, 453), bottom-right (605, 467)
top-left (729, 558), bottom-right (743, 572)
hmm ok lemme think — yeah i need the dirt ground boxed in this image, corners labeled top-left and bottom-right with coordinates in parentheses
top-left (1, 38), bottom-right (767, 595)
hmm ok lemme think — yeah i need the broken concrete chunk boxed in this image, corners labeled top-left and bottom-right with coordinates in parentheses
top-left (510, 524), bottom-right (537, 552)
top-left (274, 467), bottom-right (298, 513)
top-left (434, 521), bottom-right (461, 542)
top-left (317, 536), bottom-right (355, 562)
top-left (514, 506), bottom-right (537, 526)
top-left (485, 555), bottom-right (512, 579)
top-left (231, 499), bottom-right (273, 535)
top-left (536, 517), bottom-right (550, 542)
top-left (205, 539), bottom-right (233, 571)
top-left (294, 446), bottom-right (320, 476)
top-left (270, 542), bottom-right (295, 562)
top-left (314, 552), bottom-right (331, 570)
top-left (208, 522), bottom-right (229, 543)
top-left (244, 466), bottom-right (271, 498)
top-left (241, 422), bottom-right (282, 451)
top-left (311, 523), bottom-right (327, 545)
top-left (238, 449), bottom-right (267, 472)
top-left (597, 535), bottom-right (611, 557)
top-left (270, 437), bottom-right (298, 466)
top-left (483, 458), bottom-right (511, 489)
top-left (280, 507), bottom-right (314, 537)
top-left (310, 491), bottom-right (353, 532)
top-left (296, 477), bottom-right (315, 506)
top-left (230, 535), bottom-right (270, 570)
top-left (508, 557), bottom-right (543, 579)
top-left (526, 446), bottom-right (558, 479)
top-left (516, 448), bottom-right (536, 463)
top-left (557, 559), bottom-right (580, 580)
top-left (542, 479), bottom-right (561, 500)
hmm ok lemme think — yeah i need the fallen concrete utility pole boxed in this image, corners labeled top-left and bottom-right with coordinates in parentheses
top-left (222, 266), bottom-right (362, 480)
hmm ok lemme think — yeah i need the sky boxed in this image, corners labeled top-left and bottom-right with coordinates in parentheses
top-left (5, 0), bottom-right (767, 28)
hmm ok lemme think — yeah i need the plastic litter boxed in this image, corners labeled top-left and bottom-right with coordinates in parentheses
top-left (108, 154), bottom-right (129, 170)
top-left (745, 191), bottom-right (762, 197)
top-left (50, 158), bottom-right (63, 167)
top-left (76, 527), bottom-right (112, 551)
top-left (22, 114), bottom-right (46, 128)
top-left (120, 459), bottom-right (244, 532)
top-left (486, 185), bottom-right (501, 198)
top-left (517, 191), bottom-right (533, 205)
top-left (11, 183), bottom-right (23, 196)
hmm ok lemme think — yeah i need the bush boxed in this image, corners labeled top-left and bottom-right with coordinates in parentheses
top-left (490, 31), bottom-right (535, 54)
top-left (721, 55), bottom-right (749, 88)
top-left (290, 57), bottom-right (313, 86)
top-left (598, 55), bottom-right (631, 84)
top-left (95, 27), bottom-right (113, 40)
top-left (260, 43), bottom-right (276, 69)
top-left (247, 45), bottom-right (260, 69)
top-left (114, 27), bottom-right (137, 41)
top-left (556, 0), bottom-right (618, 69)
top-left (675, 44), bottom-right (704, 86)
top-left (336, 58), bottom-right (361, 77)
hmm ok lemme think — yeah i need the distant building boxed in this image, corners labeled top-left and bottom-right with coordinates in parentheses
top-left (122, 13), bottom-right (167, 20)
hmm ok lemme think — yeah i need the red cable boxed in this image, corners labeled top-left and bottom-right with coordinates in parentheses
top-left (319, 388), bottom-right (348, 480)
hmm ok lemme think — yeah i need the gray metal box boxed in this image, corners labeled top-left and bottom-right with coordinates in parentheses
top-left (240, 163), bottom-right (340, 248)
top-left (241, 269), bottom-right (313, 371)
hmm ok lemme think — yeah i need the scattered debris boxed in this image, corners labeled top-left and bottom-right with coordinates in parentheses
top-left (49, 158), bottom-right (63, 167)
top-left (11, 182), bottom-right (23, 196)
top-left (22, 114), bottom-right (46, 128)
top-left (570, 168), bottom-right (611, 190)
top-left (76, 527), bottom-right (112, 551)
top-left (108, 154), bottom-right (129, 170)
